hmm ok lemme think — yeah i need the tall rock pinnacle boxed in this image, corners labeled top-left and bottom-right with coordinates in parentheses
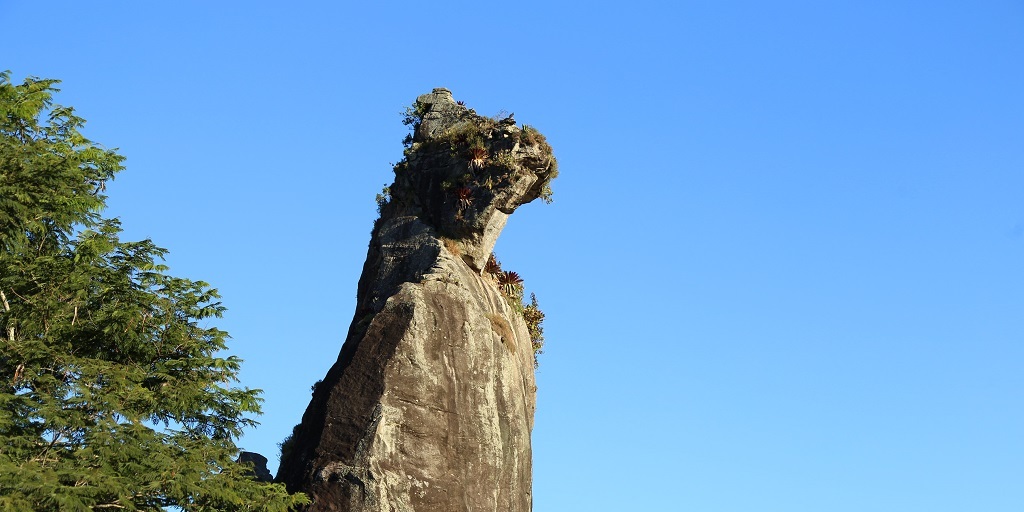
top-left (276, 88), bottom-right (557, 511)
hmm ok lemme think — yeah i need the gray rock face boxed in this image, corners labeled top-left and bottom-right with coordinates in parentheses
top-left (238, 452), bottom-right (274, 483)
top-left (276, 89), bottom-right (556, 511)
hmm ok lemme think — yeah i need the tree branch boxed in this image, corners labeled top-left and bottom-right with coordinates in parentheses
top-left (0, 289), bottom-right (13, 341)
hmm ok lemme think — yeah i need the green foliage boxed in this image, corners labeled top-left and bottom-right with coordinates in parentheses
top-left (437, 120), bottom-right (557, 204)
top-left (375, 184), bottom-right (391, 215)
top-left (438, 122), bottom-right (487, 158)
top-left (522, 293), bottom-right (546, 369)
top-left (519, 125), bottom-right (557, 203)
top-left (486, 254), bottom-right (547, 367)
top-left (0, 72), bottom-right (308, 511)
top-left (0, 75), bottom-right (119, 251)
top-left (277, 424), bottom-right (302, 465)
top-left (401, 100), bottom-right (428, 127)
top-left (490, 149), bottom-right (517, 171)
top-left (400, 100), bottom-right (430, 149)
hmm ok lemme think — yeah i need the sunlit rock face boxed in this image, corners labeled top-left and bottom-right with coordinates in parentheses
top-left (276, 89), bottom-right (556, 512)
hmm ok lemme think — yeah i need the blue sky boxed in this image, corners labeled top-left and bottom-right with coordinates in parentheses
top-left (4, 1), bottom-right (1023, 510)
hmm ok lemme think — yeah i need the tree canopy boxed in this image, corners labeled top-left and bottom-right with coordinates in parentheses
top-left (0, 72), bottom-right (307, 511)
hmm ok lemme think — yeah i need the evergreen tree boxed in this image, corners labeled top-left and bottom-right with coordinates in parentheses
top-left (0, 72), bottom-right (308, 511)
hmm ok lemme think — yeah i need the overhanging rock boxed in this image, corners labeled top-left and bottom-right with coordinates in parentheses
top-left (276, 89), bottom-right (557, 512)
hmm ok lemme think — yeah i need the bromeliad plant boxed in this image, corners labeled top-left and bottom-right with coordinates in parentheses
top-left (485, 253), bottom-right (502, 275)
top-left (497, 270), bottom-right (524, 300)
top-left (456, 186), bottom-right (473, 209)
top-left (485, 253), bottom-right (547, 367)
top-left (468, 144), bottom-right (488, 171)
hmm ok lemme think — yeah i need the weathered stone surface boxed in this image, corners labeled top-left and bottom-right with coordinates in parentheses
top-left (276, 89), bottom-right (555, 511)
top-left (238, 452), bottom-right (274, 483)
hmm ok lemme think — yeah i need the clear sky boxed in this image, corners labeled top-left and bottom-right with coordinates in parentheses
top-left (4, 1), bottom-right (1023, 510)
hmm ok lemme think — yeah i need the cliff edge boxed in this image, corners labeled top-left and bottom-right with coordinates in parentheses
top-left (276, 88), bottom-right (556, 511)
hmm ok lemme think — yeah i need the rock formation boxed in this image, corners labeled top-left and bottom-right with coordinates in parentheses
top-left (238, 452), bottom-right (274, 483)
top-left (276, 88), bottom-right (557, 511)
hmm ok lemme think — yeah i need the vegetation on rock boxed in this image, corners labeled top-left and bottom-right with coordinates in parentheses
top-left (398, 96), bottom-right (558, 207)
top-left (0, 72), bottom-right (308, 511)
top-left (522, 294), bottom-right (546, 368)
top-left (484, 253), bottom-right (547, 367)
top-left (394, 93), bottom-right (555, 368)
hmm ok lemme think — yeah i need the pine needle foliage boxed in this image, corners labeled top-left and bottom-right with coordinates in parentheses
top-left (0, 72), bottom-right (308, 511)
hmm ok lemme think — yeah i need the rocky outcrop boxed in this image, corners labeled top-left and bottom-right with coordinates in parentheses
top-left (238, 452), bottom-right (274, 483)
top-left (276, 89), bottom-right (556, 511)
